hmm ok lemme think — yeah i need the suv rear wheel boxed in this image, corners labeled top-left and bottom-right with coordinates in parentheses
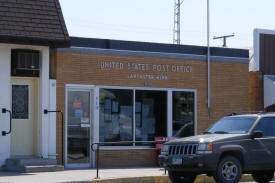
top-left (168, 171), bottom-right (196, 183)
top-left (213, 156), bottom-right (242, 183)
top-left (252, 171), bottom-right (274, 183)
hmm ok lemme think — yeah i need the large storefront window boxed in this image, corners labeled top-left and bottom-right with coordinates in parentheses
top-left (172, 91), bottom-right (195, 137)
top-left (98, 88), bottom-right (195, 146)
top-left (135, 91), bottom-right (167, 142)
top-left (99, 89), bottom-right (133, 142)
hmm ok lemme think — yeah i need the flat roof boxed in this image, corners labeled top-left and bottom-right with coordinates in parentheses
top-left (69, 37), bottom-right (249, 59)
top-left (57, 37), bottom-right (249, 63)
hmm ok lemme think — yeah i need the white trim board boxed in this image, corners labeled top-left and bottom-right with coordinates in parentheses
top-left (65, 84), bottom-right (95, 168)
top-left (64, 84), bottom-right (197, 168)
top-left (253, 28), bottom-right (275, 71)
top-left (96, 85), bottom-right (197, 147)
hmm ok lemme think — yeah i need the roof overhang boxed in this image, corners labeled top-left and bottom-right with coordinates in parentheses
top-left (0, 35), bottom-right (70, 48)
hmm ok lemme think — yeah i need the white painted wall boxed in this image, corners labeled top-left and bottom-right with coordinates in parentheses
top-left (0, 44), bottom-right (11, 166)
top-left (48, 79), bottom-right (57, 159)
top-left (0, 43), bottom-right (54, 166)
top-left (253, 29), bottom-right (260, 72)
top-left (39, 47), bottom-right (50, 158)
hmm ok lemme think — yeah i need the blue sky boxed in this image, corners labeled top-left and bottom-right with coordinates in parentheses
top-left (59, 0), bottom-right (275, 48)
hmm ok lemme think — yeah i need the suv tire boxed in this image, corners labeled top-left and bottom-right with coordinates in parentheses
top-left (252, 171), bottom-right (274, 183)
top-left (213, 156), bottom-right (242, 183)
top-left (168, 170), bottom-right (196, 183)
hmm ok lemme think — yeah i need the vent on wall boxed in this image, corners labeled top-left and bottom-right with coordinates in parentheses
top-left (11, 49), bottom-right (40, 77)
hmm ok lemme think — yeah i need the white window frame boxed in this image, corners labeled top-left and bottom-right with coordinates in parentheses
top-left (65, 84), bottom-right (95, 168)
top-left (96, 85), bottom-right (197, 150)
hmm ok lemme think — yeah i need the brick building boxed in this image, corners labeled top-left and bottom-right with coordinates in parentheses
top-left (0, 0), bottom-right (251, 170)
top-left (54, 37), bottom-right (249, 168)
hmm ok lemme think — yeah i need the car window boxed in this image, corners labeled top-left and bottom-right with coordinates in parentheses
top-left (207, 117), bottom-right (256, 134)
top-left (253, 117), bottom-right (275, 137)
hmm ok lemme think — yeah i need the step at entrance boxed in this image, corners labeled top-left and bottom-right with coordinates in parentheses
top-left (5, 156), bottom-right (64, 173)
top-left (24, 165), bottom-right (64, 173)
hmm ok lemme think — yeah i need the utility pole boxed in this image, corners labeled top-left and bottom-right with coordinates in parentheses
top-left (213, 34), bottom-right (235, 47)
top-left (173, 0), bottom-right (184, 44)
top-left (207, 0), bottom-right (211, 110)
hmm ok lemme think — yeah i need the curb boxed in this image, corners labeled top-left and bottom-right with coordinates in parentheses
top-left (89, 174), bottom-right (270, 183)
top-left (196, 174), bottom-right (255, 183)
top-left (90, 176), bottom-right (170, 183)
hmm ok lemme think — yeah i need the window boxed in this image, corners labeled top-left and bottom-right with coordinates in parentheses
top-left (12, 85), bottom-right (29, 119)
top-left (99, 88), bottom-right (195, 146)
top-left (208, 117), bottom-right (256, 134)
top-left (253, 117), bottom-right (275, 137)
top-left (11, 49), bottom-right (40, 77)
top-left (99, 89), bottom-right (133, 143)
top-left (173, 92), bottom-right (194, 137)
top-left (135, 90), bottom-right (167, 143)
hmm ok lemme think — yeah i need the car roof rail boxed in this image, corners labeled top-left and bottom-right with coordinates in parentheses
top-left (228, 111), bottom-right (265, 116)
top-left (257, 111), bottom-right (275, 115)
top-left (228, 112), bottom-right (238, 116)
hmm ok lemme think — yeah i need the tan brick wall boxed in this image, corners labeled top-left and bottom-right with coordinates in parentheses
top-left (55, 51), bottom-right (249, 166)
top-left (96, 149), bottom-right (159, 168)
top-left (248, 71), bottom-right (264, 111)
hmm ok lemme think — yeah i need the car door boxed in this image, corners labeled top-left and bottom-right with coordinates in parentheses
top-left (251, 117), bottom-right (275, 169)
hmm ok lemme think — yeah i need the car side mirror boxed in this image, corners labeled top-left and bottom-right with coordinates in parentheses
top-left (251, 130), bottom-right (263, 139)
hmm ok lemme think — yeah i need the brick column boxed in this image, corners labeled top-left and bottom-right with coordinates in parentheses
top-left (249, 71), bottom-right (264, 111)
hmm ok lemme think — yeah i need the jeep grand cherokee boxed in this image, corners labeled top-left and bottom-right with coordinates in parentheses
top-left (159, 113), bottom-right (275, 183)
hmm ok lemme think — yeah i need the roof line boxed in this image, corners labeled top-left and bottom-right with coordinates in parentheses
top-left (54, 0), bottom-right (68, 41)
top-left (57, 47), bottom-right (249, 63)
top-left (54, 0), bottom-right (64, 39)
top-left (69, 37), bottom-right (249, 59)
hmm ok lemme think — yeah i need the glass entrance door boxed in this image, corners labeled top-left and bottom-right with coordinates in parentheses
top-left (66, 88), bottom-right (93, 167)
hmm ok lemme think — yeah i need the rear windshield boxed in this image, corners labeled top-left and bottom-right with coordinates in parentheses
top-left (207, 117), bottom-right (257, 134)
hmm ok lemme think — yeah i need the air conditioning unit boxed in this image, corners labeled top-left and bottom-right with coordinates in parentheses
top-left (11, 50), bottom-right (40, 77)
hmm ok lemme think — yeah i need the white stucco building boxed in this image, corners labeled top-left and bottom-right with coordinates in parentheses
top-left (0, 0), bottom-right (70, 171)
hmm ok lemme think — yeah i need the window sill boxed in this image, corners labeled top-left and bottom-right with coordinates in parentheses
top-left (98, 146), bottom-right (158, 150)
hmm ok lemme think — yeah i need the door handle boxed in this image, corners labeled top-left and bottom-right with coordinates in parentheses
top-left (2, 108), bottom-right (12, 136)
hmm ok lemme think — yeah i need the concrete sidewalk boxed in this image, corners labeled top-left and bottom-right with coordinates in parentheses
top-left (0, 167), bottom-right (272, 183)
top-left (0, 168), bottom-right (166, 183)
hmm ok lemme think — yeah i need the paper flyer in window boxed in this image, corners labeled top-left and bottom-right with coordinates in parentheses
top-left (104, 122), bottom-right (113, 139)
top-left (135, 113), bottom-right (141, 128)
top-left (135, 102), bottom-right (141, 113)
top-left (104, 109), bottom-right (112, 122)
top-left (112, 101), bottom-right (119, 113)
top-left (112, 114), bottom-right (119, 134)
top-left (104, 98), bottom-right (111, 110)
top-left (119, 106), bottom-right (132, 140)
top-left (142, 104), bottom-right (150, 117)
